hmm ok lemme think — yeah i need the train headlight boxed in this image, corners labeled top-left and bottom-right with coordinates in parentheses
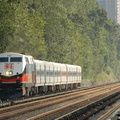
top-left (9, 71), bottom-right (13, 75)
top-left (6, 71), bottom-right (9, 75)
top-left (5, 71), bottom-right (13, 75)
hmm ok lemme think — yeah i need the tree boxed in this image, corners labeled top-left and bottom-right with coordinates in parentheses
top-left (4, 1), bottom-right (47, 59)
top-left (0, 1), bottom-right (15, 52)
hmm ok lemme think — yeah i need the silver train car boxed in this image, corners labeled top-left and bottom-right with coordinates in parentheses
top-left (0, 52), bottom-right (81, 99)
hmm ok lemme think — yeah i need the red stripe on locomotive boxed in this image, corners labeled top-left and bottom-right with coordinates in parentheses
top-left (1, 73), bottom-right (32, 83)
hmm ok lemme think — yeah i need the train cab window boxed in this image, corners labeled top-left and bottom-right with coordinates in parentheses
top-left (10, 57), bottom-right (22, 62)
top-left (25, 57), bottom-right (29, 64)
top-left (0, 57), bottom-right (8, 62)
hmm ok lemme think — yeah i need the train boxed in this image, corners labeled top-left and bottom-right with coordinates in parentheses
top-left (0, 52), bottom-right (81, 99)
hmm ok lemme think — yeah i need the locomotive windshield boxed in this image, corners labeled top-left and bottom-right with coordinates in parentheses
top-left (10, 57), bottom-right (22, 62)
top-left (0, 57), bottom-right (8, 62)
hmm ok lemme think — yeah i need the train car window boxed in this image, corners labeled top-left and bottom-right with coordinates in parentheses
top-left (50, 71), bottom-right (53, 75)
top-left (0, 57), bottom-right (8, 62)
top-left (41, 71), bottom-right (44, 75)
top-left (37, 71), bottom-right (40, 75)
top-left (10, 57), bottom-right (22, 62)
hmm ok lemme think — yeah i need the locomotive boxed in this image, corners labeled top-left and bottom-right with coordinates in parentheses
top-left (0, 52), bottom-right (81, 99)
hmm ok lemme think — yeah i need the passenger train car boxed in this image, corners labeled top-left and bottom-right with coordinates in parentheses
top-left (0, 52), bottom-right (81, 99)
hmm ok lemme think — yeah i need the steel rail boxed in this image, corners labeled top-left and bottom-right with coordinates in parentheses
top-left (0, 84), bottom-right (119, 120)
top-left (0, 84), bottom-right (116, 113)
top-left (97, 103), bottom-right (120, 120)
top-left (27, 87), bottom-right (120, 120)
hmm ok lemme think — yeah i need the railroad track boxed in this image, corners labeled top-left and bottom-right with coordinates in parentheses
top-left (98, 103), bottom-right (120, 120)
top-left (0, 86), bottom-right (92, 108)
top-left (0, 83), bottom-right (119, 120)
top-left (27, 85), bottom-right (120, 120)
top-left (0, 83), bottom-right (115, 108)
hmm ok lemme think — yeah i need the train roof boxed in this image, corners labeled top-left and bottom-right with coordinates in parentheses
top-left (0, 53), bottom-right (81, 68)
top-left (34, 59), bottom-right (81, 68)
top-left (0, 52), bottom-right (32, 57)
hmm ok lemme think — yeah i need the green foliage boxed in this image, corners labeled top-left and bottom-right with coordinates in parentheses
top-left (96, 72), bottom-right (111, 84)
top-left (0, 0), bottom-right (47, 58)
top-left (0, 0), bottom-right (120, 84)
top-left (0, 1), bottom-right (15, 52)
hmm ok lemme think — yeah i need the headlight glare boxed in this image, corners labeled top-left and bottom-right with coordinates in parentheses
top-left (9, 71), bottom-right (13, 75)
top-left (6, 71), bottom-right (9, 75)
top-left (5, 71), bottom-right (13, 75)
